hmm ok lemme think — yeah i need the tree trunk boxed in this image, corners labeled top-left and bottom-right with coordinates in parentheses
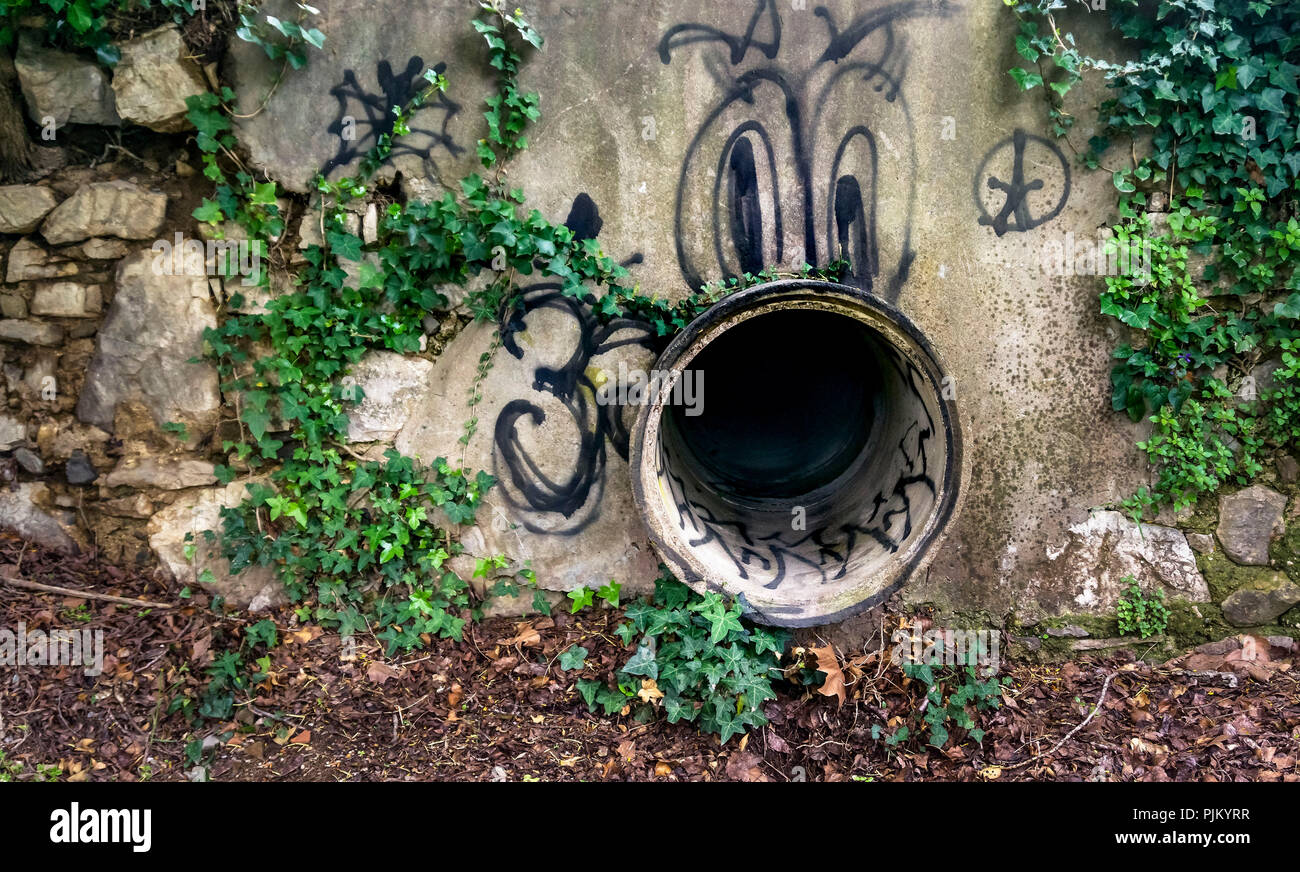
top-left (0, 50), bottom-right (36, 182)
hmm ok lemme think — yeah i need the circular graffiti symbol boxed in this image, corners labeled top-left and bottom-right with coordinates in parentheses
top-left (973, 127), bottom-right (1070, 237)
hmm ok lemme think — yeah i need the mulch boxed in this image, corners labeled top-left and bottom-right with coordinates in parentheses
top-left (1, 532), bottom-right (1297, 782)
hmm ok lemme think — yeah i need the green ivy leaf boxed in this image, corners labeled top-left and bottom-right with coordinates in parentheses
top-left (558, 646), bottom-right (588, 671)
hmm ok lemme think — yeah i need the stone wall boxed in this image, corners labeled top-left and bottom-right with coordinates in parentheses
top-left (1, 2), bottom-right (1297, 641)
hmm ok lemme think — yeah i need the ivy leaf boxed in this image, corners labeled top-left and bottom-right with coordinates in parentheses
top-left (558, 645), bottom-right (588, 671)
top-left (1008, 67), bottom-right (1043, 90)
top-left (620, 641), bottom-right (658, 679)
top-left (66, 0), bottom-right (93, 32)
top-left (327, 230), bottom-right (363, 261)
top-left (531, 589), bottom-right (551, 616)
top-left (576, 679), bottom-right (602, 709)
top-left (1014, 35), bottom-right (1039, 62)
top-left (567, 587), bottom-right (594, 613)
top-left (193, 199), bottom-right (225, 224)
top-left (1275, 293), bottom-right (1300, 319)
top-left (245, 619), bottom-right (278, 648)
top-left (1256, 87), bottom-right (1287, 115)
top-left (248, 181), bottom-right (278, 205)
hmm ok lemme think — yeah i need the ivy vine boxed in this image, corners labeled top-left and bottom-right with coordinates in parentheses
top-left (1006, 0), bottom-right (1300, 516)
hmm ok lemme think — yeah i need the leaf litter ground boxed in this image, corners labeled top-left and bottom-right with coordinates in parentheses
top-left (1, 533), bottom-right (1297, 782)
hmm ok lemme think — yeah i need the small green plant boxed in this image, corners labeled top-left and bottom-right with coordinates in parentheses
top-left (0, 751), bottom-right (61, 782)
top-left (576, 569), bottom-right (788, 744)
top-left (1116, 577), bottom-right (1169, 639)
top-left (0, 751), bottom-right (20, 781)
top-left (162, 420), bottom-right (191, 442)
top-left (234, 1), bottom-right (325, 70)
top-left (2, 0), bottom-right (124, 64)
top-left (565, 579), bottom-right (622, 614)
top-left (1, 0), bottom-right (217, 66)
top-left (59, 603), bottom-right (93, 623)
top-left (558, 645), bottom-right (587, 671)
top-left (873, 657), bottom-right (1006, 750)
top-left (178, 2), bottom-right (853, 753)
top-left (169, 617), bottom-right (279, 724)
top-left (184, 90), bottom-right (280, 286)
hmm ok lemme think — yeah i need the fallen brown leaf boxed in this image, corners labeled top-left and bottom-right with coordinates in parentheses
top-left (812, 644), bottom-right (845, 706)
top-left (366, 661), bottom-right (402, 685)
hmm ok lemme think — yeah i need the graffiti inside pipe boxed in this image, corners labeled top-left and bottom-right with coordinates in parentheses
top-left (632, 281), bottom-right (960, 627)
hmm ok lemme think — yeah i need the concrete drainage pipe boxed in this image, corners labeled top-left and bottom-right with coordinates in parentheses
top-left (630, 280), bottom-right (961, 627)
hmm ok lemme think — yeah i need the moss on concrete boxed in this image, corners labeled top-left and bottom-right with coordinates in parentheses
top-left (1196, 551), bottom-right (1286, 602)
top-left (1164, 599), bottom-right (1223, 646)
top-left (1269, 523), bottom-right (1300, 580)
top-left (1040, 613), bottom-right (1120, 637)
top-left (1280, 605), bottom-right (1300, 630)
top-left (1176, 496), bottom-right (1220, 535)
top-left (1012, 598), bottom-right (1298, 663)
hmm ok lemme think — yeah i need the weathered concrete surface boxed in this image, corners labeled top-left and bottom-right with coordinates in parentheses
top-left (395, 319), bottom-right (660, 594)
top-left (231, 1), bottom-right (1152, 620)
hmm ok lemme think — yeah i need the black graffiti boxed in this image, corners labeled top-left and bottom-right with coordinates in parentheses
top-left (322, 57), bottom-right (463, 179)
top-left (658, 0), bottom-right (781, 65)
top-left (658, 348), bottom-right (937, 605)
top-left (974, 127), bottom-right (1070, 236)
top-left (491, 196), bottom-right (655, 535)
top-left (661, 0), bottom-right (955, 300)
top-left (563, 192), bottom-right (603, 241)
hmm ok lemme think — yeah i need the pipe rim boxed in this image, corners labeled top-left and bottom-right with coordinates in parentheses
top-left (630, 279), bottom-right (963, 628)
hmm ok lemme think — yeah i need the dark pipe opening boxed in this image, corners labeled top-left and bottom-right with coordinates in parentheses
top-left (665, 309), bottom-right (882, 501)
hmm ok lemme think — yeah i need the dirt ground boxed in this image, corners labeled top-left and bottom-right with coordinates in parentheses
top-left (1, 532), bottom-right (1298, 783)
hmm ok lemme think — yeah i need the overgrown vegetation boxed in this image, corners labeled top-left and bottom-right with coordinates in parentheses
top-left (887, 660), bottom-right (1006, 749)
top-left (0, 749), bottom-right (60, 782)
top-left (1, 0), bottom-right (323, 68)
top-left (567, 570), bottom-right (788, 744)
top-left (168, 1), bottom-right (978, 752)
top-left (1005, 0), bottom-right (1300, 517)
